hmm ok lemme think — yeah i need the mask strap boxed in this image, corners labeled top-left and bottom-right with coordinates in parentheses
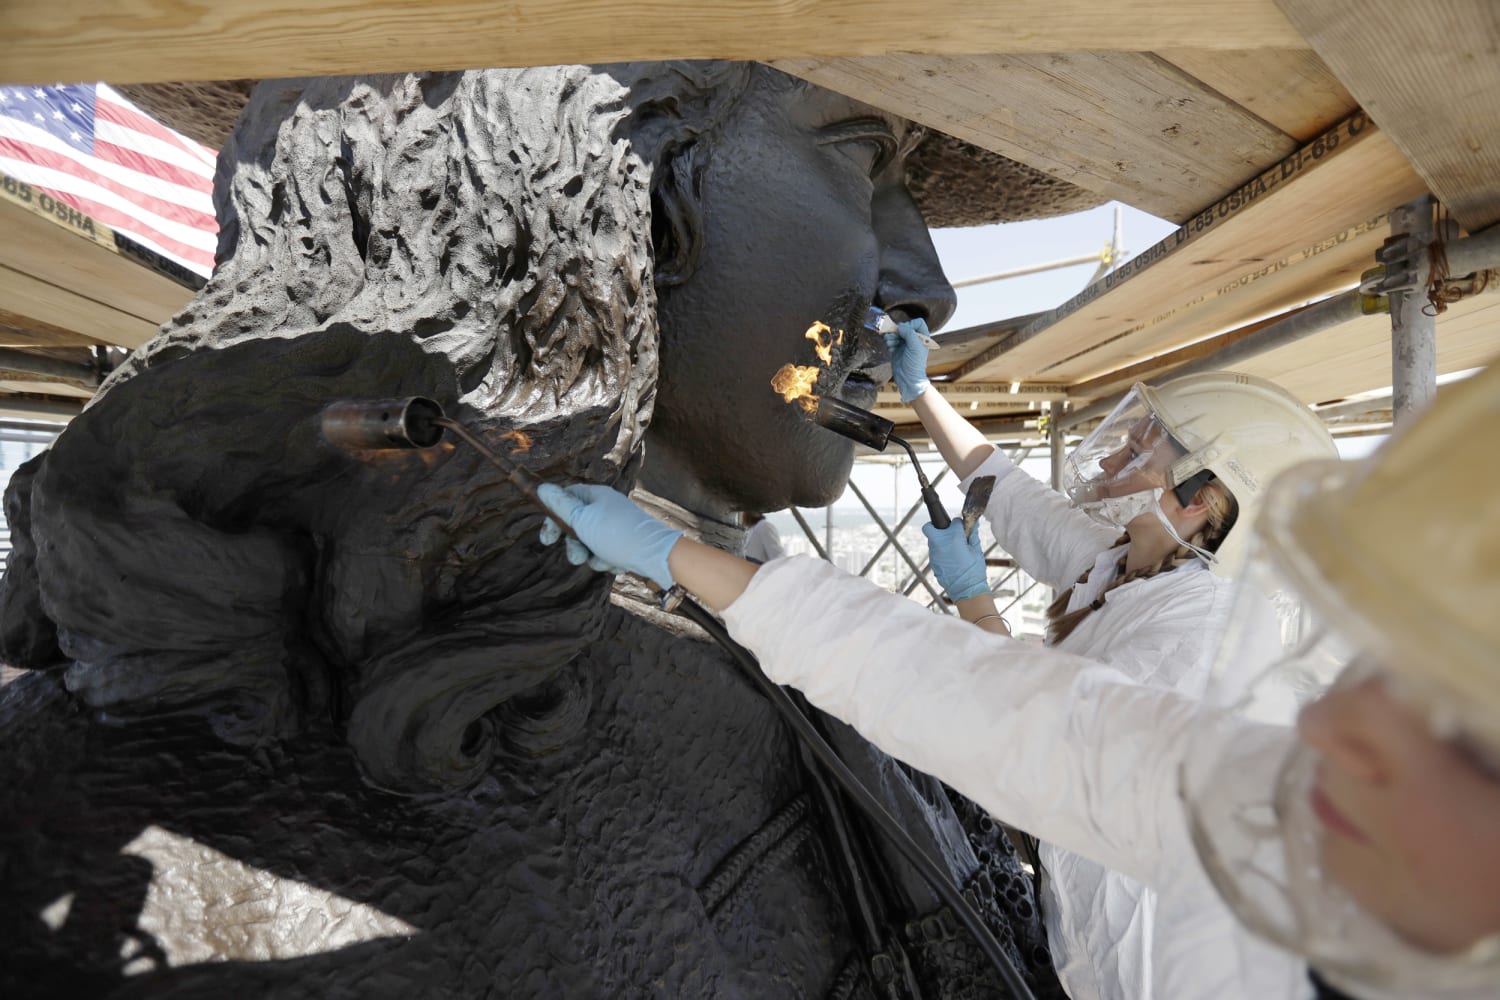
top-left (1151, 490), bottom-right (1219, 566)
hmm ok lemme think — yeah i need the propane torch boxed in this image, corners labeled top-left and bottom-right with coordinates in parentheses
top-left (318, 397), bottom-right (585, 546)
top-left (773, 307), bottom-right (950, 529)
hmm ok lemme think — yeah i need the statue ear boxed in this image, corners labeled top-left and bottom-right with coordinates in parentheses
top-left (647, 135), bottom-right (706, 288)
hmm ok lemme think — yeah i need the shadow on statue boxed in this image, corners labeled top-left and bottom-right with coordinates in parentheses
top-left (0, 64), bottom-right (1063, 999)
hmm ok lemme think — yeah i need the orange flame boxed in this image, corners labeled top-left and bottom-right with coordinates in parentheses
top-left (499, 429), bottom-right (533, 454)
top-left (804, 321), bottom-right (843, 365)
top-left (771, 364), bottom-right (822, 415)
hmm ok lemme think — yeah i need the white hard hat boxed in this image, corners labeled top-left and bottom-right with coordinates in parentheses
top-left (1182, 361), bottom-right (1500, 999)
top-left (1064, 371), bottom-right (1337, 575)
top-left (1265, 363), bottom-right (1500, 751)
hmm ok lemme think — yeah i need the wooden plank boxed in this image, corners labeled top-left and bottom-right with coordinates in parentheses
top-left (875, 381), bottom-right (1070, 407)
top-left (0, 265), bottom-right (162, 349)
top-left (0, 393), bottom-right (83, 422)
top-left (0, 173), bottom-right (202, 318)
top-left (1277, 0), bottom-right (1500, 232)
top-left (778, 51), bottom-right (1298, 222)
top-left (0, 174), bottom-right (197, 350)
top-left (1063, 306), bottom-right (1301, 399)
top-left (2, 1), bottom-right (1308, 86)
top-left (0, 379), bottom-right (94, 400)
top-left (926, 315), bottom-right (1039, 377)
top-left (0, 308), bottom-right (100, 348)
top-left (956, 113), bottom-right (1430, 383)
top-left (1155, 47), bottom-right (1357, 141)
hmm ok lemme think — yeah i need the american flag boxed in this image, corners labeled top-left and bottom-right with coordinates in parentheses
top-left (0, 82), bottom-right (218, 277)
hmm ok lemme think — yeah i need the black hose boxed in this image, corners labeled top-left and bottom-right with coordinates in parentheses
top-left (890, 433), bottom-right (951, 530)
top-left (672, 595), bottom-right (1037, 1000)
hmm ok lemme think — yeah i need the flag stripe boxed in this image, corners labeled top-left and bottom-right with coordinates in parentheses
top-left (0, 157), bottom-right (217, 268)
top-left (94, 138), bottom-right (217, 198)
top-left (0, 136), bottom-right (215, 232)
top-left (39, 187), bottom-right (216, 271)
top-left (95, 86), bottom-right (217, 170)
top-left (0, 114), bottom-right (211, 214)
top-left (93, 116), bottom-right (217, 181)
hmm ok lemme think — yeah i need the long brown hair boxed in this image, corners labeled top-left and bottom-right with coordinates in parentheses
top-left (1046, 481), bottom-right (1238, 645)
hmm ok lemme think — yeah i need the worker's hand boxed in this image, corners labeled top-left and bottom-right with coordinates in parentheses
top-left (536, 483), bottom-right (683, 589)
top-left (923, 519), bottom-right (989, 602)
top-left (883, 317), bottom-right (933, 403)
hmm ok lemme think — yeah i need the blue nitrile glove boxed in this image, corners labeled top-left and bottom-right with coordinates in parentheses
top-left (883, 317), bottom-right (933, 403)
top-left (536, 483), bottom-right (683, 589)
top-left (922, 519), bottom-right (989, 602)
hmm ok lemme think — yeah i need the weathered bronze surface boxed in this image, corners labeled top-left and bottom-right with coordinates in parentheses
top-left (0, 64), bottom-right (1062, 999)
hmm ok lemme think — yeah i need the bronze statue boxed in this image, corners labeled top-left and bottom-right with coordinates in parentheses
top-left (0, 64), bottom-right (1069, 998)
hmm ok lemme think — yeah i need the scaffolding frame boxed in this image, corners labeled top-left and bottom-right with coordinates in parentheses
top-left (780, 194), bottom-right (1500, 638)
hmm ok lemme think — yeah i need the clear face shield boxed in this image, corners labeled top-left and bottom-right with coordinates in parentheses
top-left (1061, 385), bottom-right (1219, 558)
top-left (1181, 463), bottom-right (1500, 999)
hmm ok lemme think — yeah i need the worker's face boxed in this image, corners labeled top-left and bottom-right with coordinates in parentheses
top-left (1296, 675), bottom-right (1500, 954)
top-left (648, 70), bottom-right (956, 512)
top-left (1095, 417), bottom-right (1179, 498)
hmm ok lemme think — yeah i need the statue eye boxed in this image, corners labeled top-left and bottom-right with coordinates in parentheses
top-left (818, 119), bottom-right (899, 179)
top-left (837, 138), bottom-right (893, 178)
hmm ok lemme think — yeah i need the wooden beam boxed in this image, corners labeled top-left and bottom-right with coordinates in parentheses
top-left (0, 265), bottom-right (163, 349)
top-left (1276, 0), bottom-right (1500, 232)
top-left (894, 415), bottom-right (1039, 443)
top-left (0, 173), bottom-right (198, 349)
top-left (0, 378), bottom-right (95, 400)
top-left (0, 393), bottom-right (83, 422)
top-left (954, 112), bottom-right (1429, 384)
top-left (0, 308), bottom-right (100, 349)
top-left (1155, 47), bottom-right (1356, 141)
top-left (876, 381), bottom-right (1069, 407)
top-left (777, 51), bottom-right (1298, 223)
top-left (1063, 306), bottom-right (1302, 399)
top-left (3, 2), bottom-right (1308, 86)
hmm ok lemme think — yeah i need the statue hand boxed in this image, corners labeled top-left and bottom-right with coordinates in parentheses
top-left (922, 520), bottom-right (989, 601)
top-left (883, 317), bottom-right (933, 403)
top-left (537, 483), bottom-right (683, 589)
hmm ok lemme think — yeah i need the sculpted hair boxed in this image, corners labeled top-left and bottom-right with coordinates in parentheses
top-left (0, 65), bottom-right (739, 792)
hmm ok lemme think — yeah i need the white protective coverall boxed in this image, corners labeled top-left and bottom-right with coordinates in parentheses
top-left (956, 448), bottom-right (1280, 999)
top-left (722, 555), bottom-right (1308, 999)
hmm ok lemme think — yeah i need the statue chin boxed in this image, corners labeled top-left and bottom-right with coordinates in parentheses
top-left (0, 63), bottom-right (1062, 1000)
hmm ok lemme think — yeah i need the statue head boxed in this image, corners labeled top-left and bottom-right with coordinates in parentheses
top-left (0, 62), bottom-right (954, 792)
top-left (616, 63), bottom-right (957, 516)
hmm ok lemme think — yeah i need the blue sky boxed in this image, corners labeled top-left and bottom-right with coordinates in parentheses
top-left (930, 201), bottom-right (1177, 331)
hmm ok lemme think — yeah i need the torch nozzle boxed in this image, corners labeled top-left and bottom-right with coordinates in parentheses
top-left (812, 395), bottom-right (895, 451)
top-left (320, 397), bottom-right (445, 451)
top-left (804, 392), bottom-right (951, 530)
top-left (319, 398), bottom-right (580, 545)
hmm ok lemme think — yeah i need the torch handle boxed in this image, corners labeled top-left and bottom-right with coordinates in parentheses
top-left (434, 417), bottom-right (582, 545)
top-left (922, 487), bottom-right (951, 530)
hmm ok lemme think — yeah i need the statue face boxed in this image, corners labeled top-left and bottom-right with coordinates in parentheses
top-left (648, 72), bottom-right (956, 513)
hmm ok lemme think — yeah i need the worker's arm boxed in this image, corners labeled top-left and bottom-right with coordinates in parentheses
top-left (667, 537), bottom-right (757, 610)
top-left (921, 519), bottom-right (1010, 635)
top-left (536, 481), bottom-right (1221, 887)
top-left (723, 554), bottom-right (1221, 889)
top-left (955, 593), bottom-right (1012, 636)
top-left (909, 385), bottom-right (997, 480)
top-left (886, 318), bottom-right (995, 479)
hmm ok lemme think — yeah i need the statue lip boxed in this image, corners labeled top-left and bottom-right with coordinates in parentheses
top-left (838, 368), bottom-right (882, 407)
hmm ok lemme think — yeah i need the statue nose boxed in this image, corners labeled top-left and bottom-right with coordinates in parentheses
top-left (872, 182), bottom-right (957, 331)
